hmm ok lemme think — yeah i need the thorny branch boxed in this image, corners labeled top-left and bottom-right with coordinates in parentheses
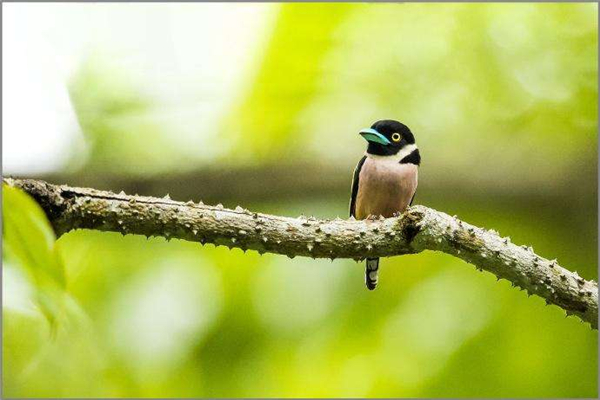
top-left (4, 178), bottom-right (598, 328)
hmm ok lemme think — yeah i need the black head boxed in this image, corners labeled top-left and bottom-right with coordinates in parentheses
top-left (359, 120), bottom-right (416, 156)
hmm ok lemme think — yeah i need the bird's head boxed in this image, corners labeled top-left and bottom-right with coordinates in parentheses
top-left (360, 120), bottom-right (416, 156)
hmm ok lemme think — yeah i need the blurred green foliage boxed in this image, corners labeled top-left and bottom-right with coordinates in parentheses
top-left (3, 2), bottom-right (598, 398)
top-left (68, 54), bottom-right (199, 174)
top-left (4, 196), bottom-right (596, 397)
top-left (222, 4), bottom-right (355, 161)
top-left (3, 186), bottom-right (66, 327)
top-left (65, 3), bottom-right (597, 185)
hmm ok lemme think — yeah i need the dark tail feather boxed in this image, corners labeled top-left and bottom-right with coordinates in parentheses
top-left (365, 258), bottom-right (379, 290)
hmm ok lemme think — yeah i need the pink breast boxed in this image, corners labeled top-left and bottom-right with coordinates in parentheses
top-left (355, 159), bottom-right (418, 219)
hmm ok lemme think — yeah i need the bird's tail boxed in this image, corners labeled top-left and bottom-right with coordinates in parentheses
top-left (365, 258), bottom-right (379, 290)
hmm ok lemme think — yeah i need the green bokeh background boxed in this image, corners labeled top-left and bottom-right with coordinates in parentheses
top-left (3, 3), bottom-right (598, 397)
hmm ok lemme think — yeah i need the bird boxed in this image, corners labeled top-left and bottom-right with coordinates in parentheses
top-left (349, 120), bottom-right (420, 290)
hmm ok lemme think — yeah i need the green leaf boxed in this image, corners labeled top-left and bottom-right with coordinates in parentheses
top-left (3, 185), bottom-right (67, 327)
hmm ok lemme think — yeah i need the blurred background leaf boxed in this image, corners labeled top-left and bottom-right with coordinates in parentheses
top-left (3, 2), bottom-right (598, 398)
top-left (3, 185), bottom-right (67, 326)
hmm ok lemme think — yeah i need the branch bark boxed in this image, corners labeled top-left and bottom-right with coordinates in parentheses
top-left (4, 177), bottom-right (598, 328)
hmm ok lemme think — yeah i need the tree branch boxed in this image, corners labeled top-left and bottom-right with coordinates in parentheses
top-left (4, 177), bottom-right (597, 328)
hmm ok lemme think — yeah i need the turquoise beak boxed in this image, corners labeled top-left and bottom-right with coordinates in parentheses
top-left (359, 128), bottom-right (391, 145)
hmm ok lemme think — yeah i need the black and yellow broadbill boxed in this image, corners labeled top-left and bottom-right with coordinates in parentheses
top-left (349, 120), bottom-right (421, 290)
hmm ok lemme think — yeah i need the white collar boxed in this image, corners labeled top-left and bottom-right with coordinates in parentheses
top-left (366, 144), bottom-right (418, 162)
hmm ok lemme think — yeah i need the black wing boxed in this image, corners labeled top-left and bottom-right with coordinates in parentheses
top-left (400, 148), bottom-right (420, 206)
top-left (349, 156), bottom-right (367, 217)
top-left (409, 192), bottom-right (416, 206)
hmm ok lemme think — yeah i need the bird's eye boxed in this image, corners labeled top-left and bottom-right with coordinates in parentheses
top-left (391, 133), bottom-right (401, 142)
